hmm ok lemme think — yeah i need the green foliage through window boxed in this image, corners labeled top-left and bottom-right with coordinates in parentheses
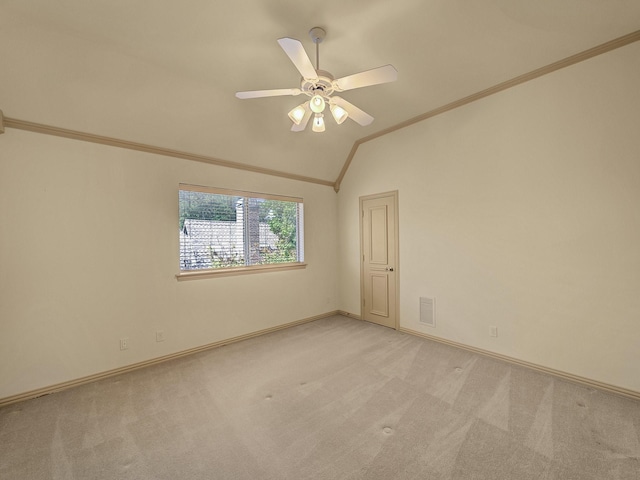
top-left (179, 190), bottom-right (237, 229)
top-left (179, 186), bottom-right (304, 271)
top-left (259, 200), bottom-right (298, 264)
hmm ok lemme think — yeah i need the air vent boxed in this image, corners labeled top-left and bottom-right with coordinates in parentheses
top-left (420, 297), bottom-right (435, 327)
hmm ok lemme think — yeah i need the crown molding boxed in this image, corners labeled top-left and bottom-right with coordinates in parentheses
top-left (332, 29), bottom-right (640, 192)
top-left (2, 30), bottom-right (638, 192)
top-left (1, 117), bottom-right (335, 188)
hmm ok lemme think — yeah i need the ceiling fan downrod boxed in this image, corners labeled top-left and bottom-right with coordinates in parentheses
top-left (309, 27), bottom-right (325, 72)
top-left (234, 25), bottom-right (397, 132)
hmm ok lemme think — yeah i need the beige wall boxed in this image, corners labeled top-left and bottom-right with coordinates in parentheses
top-left (2, 38), bottom-right (639, 402)
top-left (338, 42), bottom-right (640, 392)
top-left (0, 130), bottom-right (338, 400)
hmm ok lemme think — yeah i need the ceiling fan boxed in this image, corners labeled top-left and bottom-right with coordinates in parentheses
top-left (235, 27), bottom-right (398, 133)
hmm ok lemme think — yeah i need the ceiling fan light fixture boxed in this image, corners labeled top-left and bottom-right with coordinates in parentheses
top-left (330, 104), bottom-right (348, 124)
top-left (288, 103), bottom-right (308, 125)
top-left (309, 94), bottom-right (326, 113)
top-left (235, 28), bottom-right (397, 131)
top-left (312, 113), bottom-right (325, 132)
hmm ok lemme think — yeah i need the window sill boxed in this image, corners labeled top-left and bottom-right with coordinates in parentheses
top-left (176, 262), bottom-right (307, 281)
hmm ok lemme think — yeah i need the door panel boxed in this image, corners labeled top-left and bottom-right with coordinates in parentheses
top-left (370, 274), bottom-right (389, 317)
top-left (369, 206), bottom-right (389, 265)
top-left (361, 192), bottom-right (398, 329)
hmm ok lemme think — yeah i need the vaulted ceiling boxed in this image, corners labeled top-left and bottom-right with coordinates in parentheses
top-left (1, 1), bottom-right (639, 183)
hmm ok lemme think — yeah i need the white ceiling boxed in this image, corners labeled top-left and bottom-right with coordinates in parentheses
top-left (1, 0), bottom-right (639, 182)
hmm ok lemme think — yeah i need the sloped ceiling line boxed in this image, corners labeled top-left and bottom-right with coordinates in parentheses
top-left (1, 30), bottom-right (638, 193)
top-left (332, 29), bottom-right (640, 192)
top-left (0, 115), bottom-right (334, 188)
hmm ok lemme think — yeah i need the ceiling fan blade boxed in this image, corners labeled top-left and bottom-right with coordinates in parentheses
top-left (333, 64), bottom-right (397, 92)
top-left (236, 88), bottom-right (301, 99)
top-left (277, 37), bottom-right (319, 81)
top-left (291, 105), bottom-right (312, 132)
top-left (331, 96), bottom-right (374, 126)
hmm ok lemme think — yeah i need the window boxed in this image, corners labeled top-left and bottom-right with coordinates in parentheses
top-left (178, 184), bottom-right (304, 277)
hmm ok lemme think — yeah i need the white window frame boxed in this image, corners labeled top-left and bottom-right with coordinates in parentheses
top-left (176, 184), bottom-right (306, 280)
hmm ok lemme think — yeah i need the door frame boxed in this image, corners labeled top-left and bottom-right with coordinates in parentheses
top-left (359, 190), bottom-right (400, 330)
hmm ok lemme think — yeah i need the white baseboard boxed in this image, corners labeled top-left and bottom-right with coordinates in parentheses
top-left (399, 326), bottom-right (640, 402)
top-left (0, 311), bottom-right (339, 408)
top-left (337, 311), bottom-right (639, 401)
top-left (5, 311), bottom-right (637, 408)
top-left (337, 310), bottom-right (362, 320)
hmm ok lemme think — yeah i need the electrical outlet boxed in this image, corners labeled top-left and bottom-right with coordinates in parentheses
top-left (156, 330), bottom-right (165, 342)
top-left (490, 326), bottom-right (498, 338)
top-left (120, 337), bottom-right (129, 350)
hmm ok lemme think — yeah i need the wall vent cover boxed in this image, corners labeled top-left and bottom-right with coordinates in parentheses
top-left (420, 297), bottom-right (435, 327)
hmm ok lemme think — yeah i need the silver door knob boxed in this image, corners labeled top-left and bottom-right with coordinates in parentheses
top-left (386, 267), bottom-right (394, 271)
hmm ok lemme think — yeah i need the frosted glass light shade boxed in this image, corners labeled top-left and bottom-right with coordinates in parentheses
top-left (288, 103), bottom-right (308, 125)
top-left (309, 94), bottom-right (326, 113)
top-left (330, 104), bottom-right (348, 124)
top-left (312, 113), bottom-right (325, 132)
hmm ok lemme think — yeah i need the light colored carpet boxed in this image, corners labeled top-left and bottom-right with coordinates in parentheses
top-left (1, 315), bottom-right (639, 479)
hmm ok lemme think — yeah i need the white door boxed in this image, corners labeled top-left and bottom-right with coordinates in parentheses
top-left (360, 192), bottom-right (398, 329)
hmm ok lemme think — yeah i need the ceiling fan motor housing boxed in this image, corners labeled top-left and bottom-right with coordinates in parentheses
top-left (235, 26), bottom-right (396, 131)
top-left (301, 70), bottom-right (335, 97)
